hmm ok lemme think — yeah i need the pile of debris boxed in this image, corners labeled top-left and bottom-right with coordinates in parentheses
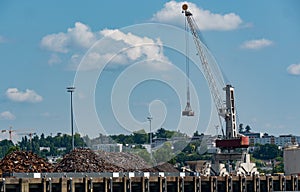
top-left (153, 162), bottom-right (179, 172)
top-left (54, 148), bottom-right (124, 172)
top-left (0, 151), bottom-right (53, 173)
top-left (96, 151), bottom-right (156, 172)
top-left (0, 149), bottom-right (179, 174)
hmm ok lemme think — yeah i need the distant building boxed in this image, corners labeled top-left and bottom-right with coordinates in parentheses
top-left (39, 147), bottom-right (50, 152)
top-left (57, 147), bottom-right (66, 151)
top-left (243, 132), bottom-right (264, 145)
top-left (243, 132), bottom-right (300, 147)
top-left (92, 143), bottom-right (123, 152)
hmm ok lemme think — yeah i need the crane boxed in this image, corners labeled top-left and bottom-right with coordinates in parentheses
top-left (182, 4), bottom-right (248, 149)
top-left (1, 126), bottom-right (15, 141)
top-left (17, 132), bottom-right (37, 142)
top-left (181, 4), bottom-right (258, 176)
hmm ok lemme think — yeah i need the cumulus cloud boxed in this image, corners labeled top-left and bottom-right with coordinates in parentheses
top-left (75, 29), bottom-right (172, 71)
top-left (241, 38), bottom-right (273, 50)
top-left (6, 88), bottom-right (43, 103)
top-left (48, 54), bottom-right (62, 65)
top-left (287, 63), bottom-right (300, 75)
top-left (151, 1), bottom-right (243, 31)
top-left (42, 23), bottom-right (172, 71)
top-left (41, 32), bottom-right (69, 53)
top-left (0, 111), bottom-right (16, 120)
top-left (41, 22), bottom-right (97, 53)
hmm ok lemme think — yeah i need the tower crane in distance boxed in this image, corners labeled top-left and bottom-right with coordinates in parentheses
top-left (182, 4), bottom-right (257, 176)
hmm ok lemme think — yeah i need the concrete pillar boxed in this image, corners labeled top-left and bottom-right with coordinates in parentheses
top-left (46, 178), bottom-right (52, 192)
top-left (19, 178), bottom-right (29, 192)
top-left (225, 175), bottom-right (233, 192)
top-left (292, 175), bottom-right (298, 191)
top-left (279, 175), bottom-right (286, 191)
top-left (253, 175), bottom-right (260, 192)
top-left (239, 175), bottom-right (246, 192)
top-left (194, 176), bottom-right (201, 192)
top-left (210, 176), bottom-right (217, 192)
top-left (88, 178), bottom-right (93, 192)
top-left (143, 177), bottom-right (150, 192)
top-left (0, 178), bottom-right (6, 192)
top-left (67, 178), bottom-right (73, 192)
top-left (266, 176), bottom-right (273, 192)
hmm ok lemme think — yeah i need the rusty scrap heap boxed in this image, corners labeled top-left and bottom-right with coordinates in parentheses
top-left (0, 148), bottom-right (179, 174)
top-left (54, 148), bottom-right (124, 172)
top-left (0, 151), bottom-right (54, 173)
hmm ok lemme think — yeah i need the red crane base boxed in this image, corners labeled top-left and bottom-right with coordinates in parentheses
top-left (216, 136), bottom-right (249, 149)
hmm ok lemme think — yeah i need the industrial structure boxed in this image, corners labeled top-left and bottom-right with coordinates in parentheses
top-left (284, 145), bottom-right (300, 175)
top-left (182, 4), bottom-right (256, 176)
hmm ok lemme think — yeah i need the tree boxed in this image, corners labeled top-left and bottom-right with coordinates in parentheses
top-left (193, 130), bottom-right (201, 136)
top-left (238, 124), bottom-right (244, 133)
top-left (245, 125), bottom-right (251, 133)
top-left (253, 144), bottom-right (281, 160)
top-left (153, 142), bottom-right (174, 163)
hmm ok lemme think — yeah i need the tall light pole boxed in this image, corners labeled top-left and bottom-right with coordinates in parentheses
top-left (147, 116), bottom-right (153, 161)
top-left (67, 86), bottom-right (75, 151)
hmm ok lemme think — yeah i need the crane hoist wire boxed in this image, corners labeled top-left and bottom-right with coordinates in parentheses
top-left (182, 16), bottom-right (194, 117)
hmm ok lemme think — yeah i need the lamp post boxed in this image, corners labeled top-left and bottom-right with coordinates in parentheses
top-left (67, 86), bottom-right (75, 151)
top-left (147, 116), bottom-right (153, 161)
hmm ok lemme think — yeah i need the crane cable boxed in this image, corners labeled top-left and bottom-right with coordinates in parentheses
top-left (185, 18), bottom-right (190, 106)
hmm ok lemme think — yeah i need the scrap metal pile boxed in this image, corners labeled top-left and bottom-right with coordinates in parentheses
top-left (54, 148), bottom-right (124, 172)
top-left (0, 151), bottom-right (54, 173)
top-left (0, 148), bottom-right (178, 174)
top-left (96, 151), bottom-right (156, 172)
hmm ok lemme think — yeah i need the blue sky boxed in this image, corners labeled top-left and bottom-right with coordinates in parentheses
top-left (0, 0), bottom-right (299, 142)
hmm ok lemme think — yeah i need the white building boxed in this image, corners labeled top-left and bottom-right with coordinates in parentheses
top-left (244, 132), bottom-right (300, 147)
top-left (91, 143), bottom-right (123, 152)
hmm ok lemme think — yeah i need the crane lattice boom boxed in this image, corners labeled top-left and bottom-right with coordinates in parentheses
top-left (183, 10), bottom-right (225, 117)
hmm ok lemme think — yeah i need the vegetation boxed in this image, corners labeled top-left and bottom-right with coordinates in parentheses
top-left (251, 143), bottom-right (284, 174)
top-left (0, 127), bottom-right (285, 175)
top-left (252, 144), bottom-right (282, 160)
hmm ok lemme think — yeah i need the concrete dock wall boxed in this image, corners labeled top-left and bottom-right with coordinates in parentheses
top-left (0, 174), bottom-right (298, 192)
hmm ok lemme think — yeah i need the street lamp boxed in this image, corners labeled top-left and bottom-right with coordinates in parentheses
top-left (147, 116), bottom-right (153, 160)
top-left (67, 86), bottom-right (75, 150)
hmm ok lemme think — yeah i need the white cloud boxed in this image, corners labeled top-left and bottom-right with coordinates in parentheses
top-left (67, 22), bottom-right (96, 48)
top-left (41, 22), bottom-right (97, 53)
top-left (6, 88), bottom-right (43, 103)
top-left (241, 38), bottom-right (273, 50)
top-left (0, 111), bottom-right (16, 120)
top-left (287, 63), bottom-right (300, 75)
top-left (41, 32), bottom-right (69, 53)
top-left (41, 22), bottom-right (172, 71)
top-left (151, 1), bottom-right (243, 31)
top-left (73, 29), bottom-right (172, 71)
top-left (48, 54), bottom-right (62, 65)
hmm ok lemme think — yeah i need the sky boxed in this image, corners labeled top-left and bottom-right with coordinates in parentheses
top-left (0, 0), bottom-right (300, 142)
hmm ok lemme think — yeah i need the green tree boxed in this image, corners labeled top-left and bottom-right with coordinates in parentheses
top-left (239, 124), bottom-right (244, 133)
top-left (0, 139), bottom-right (15, 158)
top-left (153, 142), bottom-right (174, 163)
top-left (253, 144), bottom-right (281, 160)
top-left (245, 125), bottom-right (251, 133)
top-left (6, 145), bottom-right (20, 156)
